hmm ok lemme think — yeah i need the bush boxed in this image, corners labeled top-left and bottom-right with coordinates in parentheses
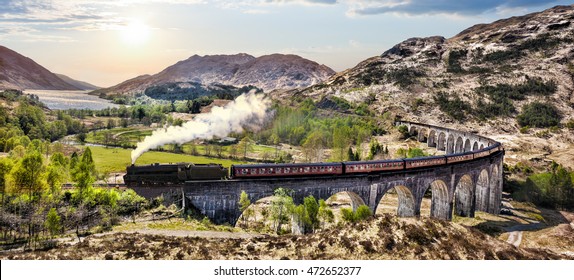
top-left (517, 102), bottom-right (562, 128)
top-left (447, 49), bottom-right (468, 73)
top-left (433, 92), bottom-right (472, 121)
top-left (386, 68), bottom-right (425, 88)
top-left (512, 164), bottom-right (574, 210)
top-left (340, 205), bottom-right (372, 223)
top-left (566, 119), bottom-right (574, 130)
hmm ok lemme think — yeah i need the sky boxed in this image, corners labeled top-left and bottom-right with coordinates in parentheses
top-left (1, 0), bottom-right (571, 87)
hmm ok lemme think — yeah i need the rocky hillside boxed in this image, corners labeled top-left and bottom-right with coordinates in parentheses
top-left (0, 45), bottom-right (80, 91)
top-left (93, 53), bottom-right (335, 96)
top-left (1, 215), bottom-right (565, 260)
top-left (56, 74), bottom-right (100, 90)
top-left (299, 5), bottom-right (573, 132)
top-left (292, 5), bottom-right (574, 168)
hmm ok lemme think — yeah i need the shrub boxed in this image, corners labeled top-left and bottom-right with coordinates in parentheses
top-left (340, 205), bottom-right (372, 223)
top-left (519, 126), bottom-right (530, 134)
top-left (433, 92), bottom-right (472, 121)
top-left (447, 49), bottom-right (468, 73)
top-left (355, 205), bottom-right (372, 221)
top-left (397, 125), bottom-right (409, 139)
top-left (385, 68), bottom-right (425, 88)
top-left (517, 102), bottom-right (562, 128)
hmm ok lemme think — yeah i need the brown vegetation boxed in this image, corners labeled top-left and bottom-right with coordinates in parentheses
top-left (1, 214), bottom-right (568, 260)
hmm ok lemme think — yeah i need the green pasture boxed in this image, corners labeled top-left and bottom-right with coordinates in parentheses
top-left (88, 146), bottom-right (250, 175)
top-left (86, 126), bottom-right (277, 159)
top-left (85, 127), bottom-right (153, 145)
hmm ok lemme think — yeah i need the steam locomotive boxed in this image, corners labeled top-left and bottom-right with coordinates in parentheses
top-left (124, 162), bottom-right (228, 186)
top-left (124, 143), bottom-right (503, 186)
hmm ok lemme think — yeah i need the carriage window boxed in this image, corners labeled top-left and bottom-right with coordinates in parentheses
top-left (285, 168), bottom-right (290, 173)
top-left (328, 167), bottom-right (333, 172)
top-left (251, 169), bottom-right (256, 174)
top-left (304, 167), bottom-right (310, 173)
top-left (241, 169), bottom-right (247, 174)
top-left (269, 168), bottom-right (274, 174)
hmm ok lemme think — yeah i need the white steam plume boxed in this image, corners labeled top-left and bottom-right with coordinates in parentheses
top-left (131, 93), bottom-right (270, 164)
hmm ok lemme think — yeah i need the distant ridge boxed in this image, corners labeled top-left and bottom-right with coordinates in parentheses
top-left (0, 45), bottom-right (80, 90)
top-left (93, 53), bottom-right (335, 96)
top-left (56, 74), bottom-right (100, 91)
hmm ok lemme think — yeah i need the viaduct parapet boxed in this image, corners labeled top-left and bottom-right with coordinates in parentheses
top-left (132, 121), bottom-right (504, 225)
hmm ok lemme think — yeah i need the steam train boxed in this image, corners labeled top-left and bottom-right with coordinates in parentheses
top-left (124, 143), bottom-right (503, 186)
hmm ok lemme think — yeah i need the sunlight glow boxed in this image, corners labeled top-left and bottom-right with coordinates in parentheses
top-left (120, 19), bottom-right (151, 46)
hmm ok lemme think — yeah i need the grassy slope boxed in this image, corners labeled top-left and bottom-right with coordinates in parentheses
top-left (88, 146), bottom-right (250, 174)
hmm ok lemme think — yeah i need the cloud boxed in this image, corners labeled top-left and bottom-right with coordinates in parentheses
top-left (347, 0), bottom-right (562, 16)
top-left (264, 0), bottom-right (337, 4)
top-left (0, 0), bottom-right (205, 33)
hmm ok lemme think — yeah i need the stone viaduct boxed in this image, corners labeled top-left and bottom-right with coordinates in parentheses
top-left (132, 121), bottom-right (504, 225)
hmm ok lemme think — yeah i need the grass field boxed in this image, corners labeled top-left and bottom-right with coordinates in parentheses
top-left (85, 127), bottom-right (153, 145)
top-left (88, 146), bottom-right (251, 174)
top-left (86, 127), bottom-right (277, 159)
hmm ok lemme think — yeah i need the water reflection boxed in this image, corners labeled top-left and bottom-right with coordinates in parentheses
top-left (24, 90), bottom-right (120, 110)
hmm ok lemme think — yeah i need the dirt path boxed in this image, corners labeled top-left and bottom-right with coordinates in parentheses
top-left (503, 200), bottom-right (544, 247)
top-left (505, 223), bottom-right (545, 247)
top-left (507, 230), bottom-right (522, 247)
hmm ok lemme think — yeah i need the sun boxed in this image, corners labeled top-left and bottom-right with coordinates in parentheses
top-left (120, 19), bottom-right (150, 46)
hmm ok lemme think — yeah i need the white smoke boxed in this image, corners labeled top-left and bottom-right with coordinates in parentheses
top-left (131, 93), bottom-right (271, 164)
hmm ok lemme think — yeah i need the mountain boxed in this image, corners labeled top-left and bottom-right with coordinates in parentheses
top-left (56, 74), bottom-right (100, 90)
top-left (292, 5), bottom-right (574, 169)
top-left (0, 45), bottom-right (80, 91)
top-left (300, 5), bottom-right (574, 129)
top-left (94, 53), bottom-right (335, 96)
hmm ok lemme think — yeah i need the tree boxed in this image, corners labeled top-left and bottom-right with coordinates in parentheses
top-left (215, 145), bottom-right (226, 158)
top-left (548, 164), bottom-right (574, 209)
top-left (317, 199), bottom-right (334, 229)
top-left (302, 131), bottom-right (325, 162)
top-left (72, 147), bottom-right (96, 201)
top-left (45, 207), bottom-right (61, 237)
top-left (238, 191), bottom-right (252, 227)
top-left (11, 151), bottom-right (45, 200)
top-left (238, 136), bottom-right (254, 160)
top-left (260, 151), bottom-right (271, 162)
top-left (270, 188), bottom-right (294, 234)
top-left (76, 132), bottom-right (87, 143)
top-left (228, 145), bottom-right (239, 159)
top-left (0, 158), bottom-right (14, 206)
top-left (332, 127), bottom-right (352, 161)
top-left (106, 119), bottom-right (116, 129)
top-left (46, 161), bottom-right (65, 198)
top-left (303, 195), bottom-right (319, 233)
top-left (292, 204), bottom-right (309, 235)
top-left (269, 133), bottom-right (281, 159)
top-left (204, 144), bottom-right (213, 157)
top-left (189, 143), bottom-right (199, 156)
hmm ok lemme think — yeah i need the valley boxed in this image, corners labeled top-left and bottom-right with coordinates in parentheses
top-left (1, 4), bottom-right (574, 262)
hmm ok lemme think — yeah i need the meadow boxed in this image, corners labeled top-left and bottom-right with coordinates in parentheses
top-left (88, 146), bottom-right (250, 175)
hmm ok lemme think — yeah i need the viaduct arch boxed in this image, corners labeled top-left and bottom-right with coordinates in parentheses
top-left (132, 121), bottom-right (504, 225)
